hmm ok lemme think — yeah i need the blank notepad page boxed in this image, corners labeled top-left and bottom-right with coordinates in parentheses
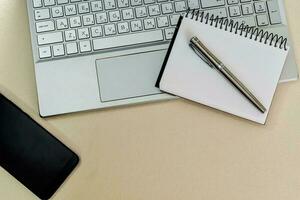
top-left (159, 17), bottom-right (289, 124)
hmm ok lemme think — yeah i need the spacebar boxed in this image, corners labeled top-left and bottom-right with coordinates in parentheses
top-left (93, 30), bottom-right (164, 50)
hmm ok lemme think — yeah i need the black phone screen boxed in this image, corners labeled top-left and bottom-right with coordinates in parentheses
top-left (0, 94), bottom-right (79, 200)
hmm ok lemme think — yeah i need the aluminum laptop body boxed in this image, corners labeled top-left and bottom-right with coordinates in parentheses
top-left (26, 0), bottom-right (298, 116)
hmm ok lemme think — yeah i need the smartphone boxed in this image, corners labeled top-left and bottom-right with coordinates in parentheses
top-left (0, 94), bottom-right (79, 200)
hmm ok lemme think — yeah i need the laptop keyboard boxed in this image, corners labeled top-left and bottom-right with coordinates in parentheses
top-left (32, 0), bottom-right (283, 59)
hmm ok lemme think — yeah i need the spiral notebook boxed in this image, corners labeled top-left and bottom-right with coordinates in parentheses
top-left (156, 13), bottom-right (289, 124)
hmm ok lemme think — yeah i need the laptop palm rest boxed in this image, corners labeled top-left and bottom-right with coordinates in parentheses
top-left (96, 50), bottom-right (166, 102)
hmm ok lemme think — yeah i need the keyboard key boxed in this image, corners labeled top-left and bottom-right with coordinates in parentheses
top-left (39, 46), bottom-right (51, 58)
top-left (70, 16), bottom-right (82, 27)
top-left (122, 9), bottom-right (134, 20)
top-left (241, 4), bottom-right (254, 15)
top-left (34, 9), bottom-right (50, 20)
top-left (33, 0), bottom-right (42, 8)
top-left (65, 30), bottom-right (77, 41)
top-left (104, 24), bottom-right (117, 35)
top-left (117, 22), bottom-right (130, 33)
top-left (56, 18), bottom-right (69, 30)
top-left (36, 21), bottom-right (55, 33)
top-left (229, 5), bottom-right (241, 17)
top-left (78, 3), bottom-right (90, 14)
top-left (91, 26), bottom-right (103, 37)
top-left (79, 40), bottom-right (92, 52)
top-left (174, 1), bottom-right (187, 12)
top-left (91, 1), bottom-right (103, 11)
top-left (52, 7), bottom-right (64, 18)
top-left (187, 0), bottom-right (200, 9)
top-left (201, 0), bottom-right (225, 8)
top-left (157, 16), bottom-right (169, 28)
top-left (267, 0), bottom-right (282, 25)
top-left (256, 14), bottom-right (269, 26)
top-left (53, 44), bottom-right (65, 57)
top-left (65, 5), bottom-right (77, 16)
top-left (117, 0), bottom-right (129, 7)
top-left (66, 43), bottom-right (78, 55)
top-left (131, 0), bottom-right (142, 6)
top-left (233, 16), bottom-right (256, 27)
top-left (78, 28), bottom-right (90, 39)
top-left (148, 5), bottom-right (160, 16)
top-left (109, 10), bottom-right (121, 21)
top-left (83, 14), bottom-right (95, 26)
top-left (204, 7), bottom-right (227, 18)
top-left (161, 3), bottom-right (174, 14)
top-left (93, 30), bottom-right (164, 50)
top-left (144, 18), bottom-right (156, 29)
top-left (104, 0), bottom-right (116, 9)
top-left (254, 2), bottom-right (267, 13)
top-left (164, 28), bottom-right (175, 40)
top-left (131, 20), bottom-right (143, 31)
top-left (96, 13), bottom-right (108, 23)
top-left (135, 7), bottom-right (147, 18)
top-left (227, 0), bottom-right (238, 5)
top-left (44, 0), bottom-right (55, 6)
top-left (38, 32), bottom-right (63, 45)
top-left (170, 14), bottom-right (181, 26)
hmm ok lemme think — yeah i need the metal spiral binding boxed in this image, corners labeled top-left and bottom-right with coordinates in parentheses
top-left (185, 9), bottom-right (288, 50)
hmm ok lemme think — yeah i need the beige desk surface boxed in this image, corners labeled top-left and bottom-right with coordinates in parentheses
top-left (1, 1), bottom-right (300, 200)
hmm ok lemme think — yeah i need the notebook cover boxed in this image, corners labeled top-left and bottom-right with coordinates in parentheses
top-left (155, 16), bottom-right (183, 88)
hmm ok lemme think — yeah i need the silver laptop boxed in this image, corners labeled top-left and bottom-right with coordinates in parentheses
top-left (26, 0), bottom-right (298, 116)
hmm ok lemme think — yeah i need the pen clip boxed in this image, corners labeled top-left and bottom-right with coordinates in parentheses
top-left (189, 42), bottom-right (214, 68)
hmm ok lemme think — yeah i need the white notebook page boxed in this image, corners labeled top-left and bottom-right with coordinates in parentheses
top-left (159, 17), bottom-right (289, 124)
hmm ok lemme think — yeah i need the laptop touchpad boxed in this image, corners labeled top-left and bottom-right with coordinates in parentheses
top-left (96, 50), bottom-right (166, 102)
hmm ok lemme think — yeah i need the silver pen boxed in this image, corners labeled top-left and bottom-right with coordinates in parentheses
top-left (189, 36), bottom-right (266, 113)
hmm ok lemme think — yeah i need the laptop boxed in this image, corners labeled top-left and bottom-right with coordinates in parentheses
top-left (26, 0), bottom-right (298, 117)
